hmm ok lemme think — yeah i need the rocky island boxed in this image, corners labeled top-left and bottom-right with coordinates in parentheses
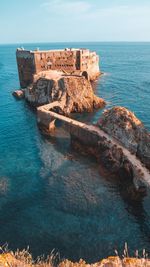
top-left (14, 47), bottom-right (105, 112)
top-left (6, 45), bottom-right (150, 267)
top-left (13, 47), bottom-right (150, 190)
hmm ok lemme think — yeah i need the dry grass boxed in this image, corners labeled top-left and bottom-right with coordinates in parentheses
top-left (0, 245), bottom-right (59, 267)
top-left (0, 244), bottom-right (150, 267)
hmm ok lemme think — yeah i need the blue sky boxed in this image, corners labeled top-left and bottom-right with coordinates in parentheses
top-left (0, 0), bottom-right (150, 43)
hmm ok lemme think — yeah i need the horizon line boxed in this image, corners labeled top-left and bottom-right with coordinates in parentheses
top-left (0, 41), bottom-right (150, 46)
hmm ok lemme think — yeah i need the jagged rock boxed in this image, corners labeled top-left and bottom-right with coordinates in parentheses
top-left (25, 75), bottom-right (105, 114)
top-left (97, 106), bottom-right (150, 170)
top-left (12, 89), bottom-right (25, 99)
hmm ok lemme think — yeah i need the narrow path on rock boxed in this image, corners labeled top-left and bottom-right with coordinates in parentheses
top-left (89, 125), bottom-right (150, 186)
top-left (38, 102), bottom-right (150, 187)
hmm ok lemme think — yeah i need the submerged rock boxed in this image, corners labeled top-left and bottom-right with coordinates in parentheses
top-left (0, 177), bottom-right (9, 195)
top-left (97, 106), bottom-right (150, 171)
top-left (25, 74), bottom-right (105, 113)
top-left (12, 89), bottom-right (25, 99)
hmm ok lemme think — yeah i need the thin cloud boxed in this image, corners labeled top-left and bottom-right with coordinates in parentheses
top-left (42, 0), bottom-right (91, 16)
top-left (40, 0), bottom-right (150, 41)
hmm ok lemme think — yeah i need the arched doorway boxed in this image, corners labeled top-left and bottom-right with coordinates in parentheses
top-left (82, 71), bottom-right (89, 80)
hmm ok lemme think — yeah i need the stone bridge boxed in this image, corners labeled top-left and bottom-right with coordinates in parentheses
top-left (37, 102), bottom-right (101, 144)
top-left (37, 102), bottom-right (150, 188)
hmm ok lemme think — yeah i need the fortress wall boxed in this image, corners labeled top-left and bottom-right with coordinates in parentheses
top-left (68, 124), bottom-right (100, 146)
top-left (34, 50), bottom-right (80, 73)
top-left (80, 50), bottom-right (100, 80)
top-left (16, 48), bottom-right (100, 87)
top-left (16, 50), bottom-right (35, 88)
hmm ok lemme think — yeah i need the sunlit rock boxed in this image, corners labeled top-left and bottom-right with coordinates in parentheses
top-left (25, 75), bottom-right (105, 113)
top-left (97, 106), bottom-right (150, 171)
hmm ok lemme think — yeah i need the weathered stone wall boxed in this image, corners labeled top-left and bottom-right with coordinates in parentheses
top-left (16, 50), bottom-right (35, 88)
top-left (33, 49), bottom-right (100, 78)
top-left (16, 48), bottom-right (100, 88)
top-left (37, 106), bottom-right (150, 188)
top-left (34, 49), bottom-right (80, 73)
top-left (80, 50), bottom-right (100, 80)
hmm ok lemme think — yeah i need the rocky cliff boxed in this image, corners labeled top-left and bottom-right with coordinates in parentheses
top-left (97, 107), bottom-right (150, 171)
top-left (25, 74), bottom-right (105, 114)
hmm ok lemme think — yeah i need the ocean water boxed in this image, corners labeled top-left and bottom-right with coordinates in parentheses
top-left (0, 42), bottom-right (150, 263)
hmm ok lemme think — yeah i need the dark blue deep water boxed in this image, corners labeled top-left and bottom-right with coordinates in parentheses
top-left (0, 42), bottom-right (150, 263)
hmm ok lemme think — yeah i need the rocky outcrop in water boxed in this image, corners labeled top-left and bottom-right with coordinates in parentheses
top-left (97, 107), bottom-right (150, 171)
top-left (12, 89), bottom-right (25, 99)
top-left (24, 74), bottom-right (105, 114)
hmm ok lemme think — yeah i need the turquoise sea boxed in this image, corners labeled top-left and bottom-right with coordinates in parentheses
top-left (0, 42), bottom-right (150, 263)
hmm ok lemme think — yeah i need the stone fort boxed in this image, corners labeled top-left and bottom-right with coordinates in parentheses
top-left (16, 48), bottom-right (100, 88)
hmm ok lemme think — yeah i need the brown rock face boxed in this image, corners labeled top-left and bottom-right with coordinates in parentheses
top-left (25, 75), bottom-right (105, 114)
top-left (97, 106), bottom-right (150, 170)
